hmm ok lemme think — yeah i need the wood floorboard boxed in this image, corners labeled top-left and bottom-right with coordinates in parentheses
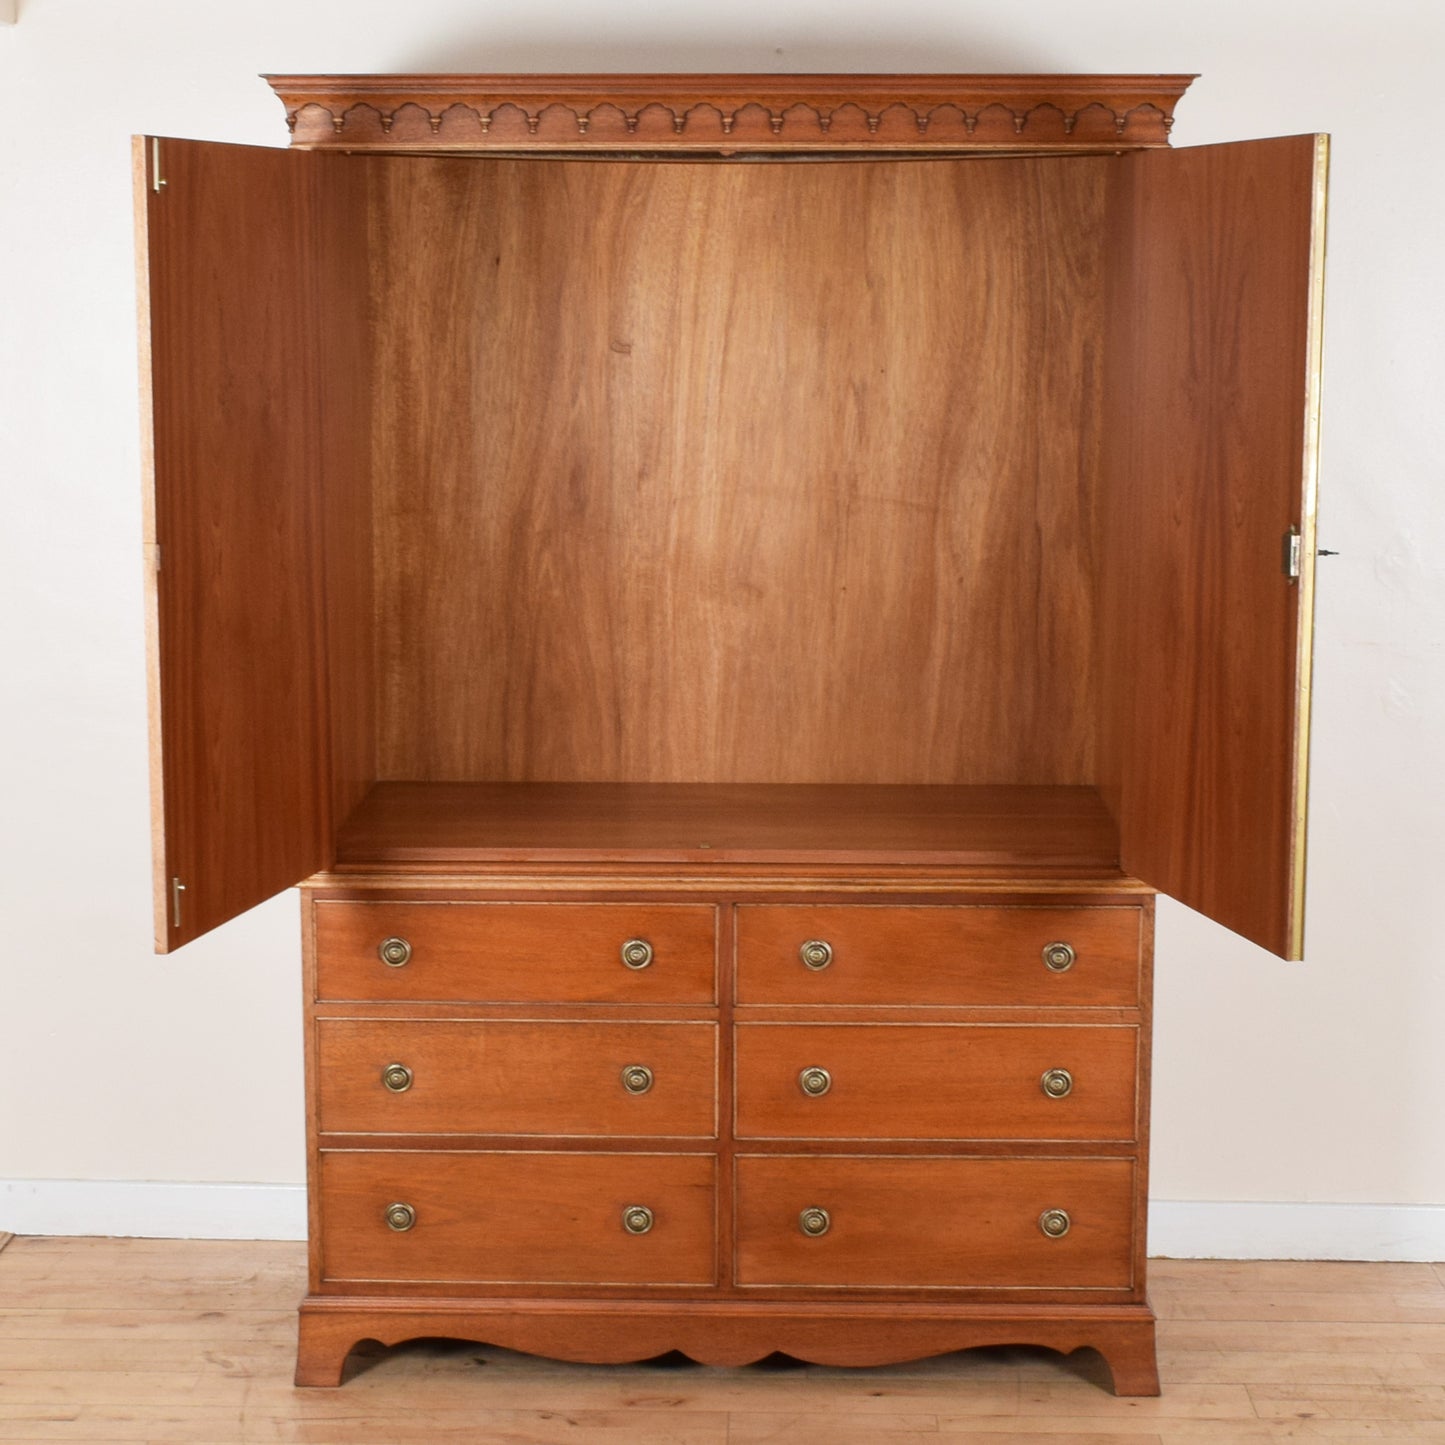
top-left (0, 1239), bottom-right (1441, 1442)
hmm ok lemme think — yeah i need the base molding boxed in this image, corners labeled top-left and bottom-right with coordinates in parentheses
top-left (295, 1295), bottom-right (1160, 1395)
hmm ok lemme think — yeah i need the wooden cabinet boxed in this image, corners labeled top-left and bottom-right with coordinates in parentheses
top-left (134, 73), bottom-right (1327, 1396)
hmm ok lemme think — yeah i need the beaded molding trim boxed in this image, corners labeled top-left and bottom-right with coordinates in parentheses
top-left (266, 74), bottom-right (1193, 153)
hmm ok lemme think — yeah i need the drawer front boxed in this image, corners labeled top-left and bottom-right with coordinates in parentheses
top-left (735, 904), bottom-right (1140, 1006)
top-left (317, 1020), bottom-right (717, 1137)
top-left (735, 1155), bottom-right (1134, 1289)
top-left (734, 1024), bottom-right (1137, 1141)
top-left (314, 902), bottom-right (717, 1003)
top-left (320, 1150), bottom-right (716, 1286)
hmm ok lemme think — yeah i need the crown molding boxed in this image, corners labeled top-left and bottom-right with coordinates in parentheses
top-left (265, 73), bottom-right (1194, 154)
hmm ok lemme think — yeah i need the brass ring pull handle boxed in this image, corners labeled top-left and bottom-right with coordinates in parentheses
top-left (799, 1206), bottom-right (832, 1237)
top-left (620, 1064), bottom-right (655, 1095)
top-left (381, 1062), bottom-right (414, 1093)
top-left (1041, 941), bottom-right (1075, 972)
top-left (621, 1205), bottom-right (654, 1235)
top-left (1039, 1208), bottom-right (1071, 1238)
top-left (798, 1066), bottom-right (833, 1097)
top-left (1040, 1067), bottom-right (1074, 1099)
top-left (799, 939), bottom-right (833, 970)
top-left (378, 936), bottom-right (412, 967)
top-left (621, 938), bottom-right (654, 969)
top-left (384, 1202), bottom-right (416, 1232)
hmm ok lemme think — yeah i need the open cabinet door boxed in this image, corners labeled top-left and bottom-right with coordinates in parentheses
top-left (136, 137), bottom-right (373, 952)
top-left (1098, 134), bottom-right (1327, 960)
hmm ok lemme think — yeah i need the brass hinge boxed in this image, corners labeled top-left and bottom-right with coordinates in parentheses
top-left (171, 876), bottom-right (186, 929)
top-left (152, 137), bottom-right (167, 194)
top-left (1283, 526), bottom-right (1302, 582)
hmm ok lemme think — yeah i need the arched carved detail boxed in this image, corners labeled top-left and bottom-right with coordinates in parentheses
top-left (264, 74), bottom-right (1194, 154)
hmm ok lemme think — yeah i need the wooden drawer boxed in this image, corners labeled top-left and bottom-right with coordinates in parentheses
top-left (317, 1020), bottom-right (717, 1137)
top-left (314, 902), bottom-right (717, 1003)
top-left (734, 1024), bottom-right (1137, 1141)
top-left (735, 904), bottom-right (1141, 1006)
top-left (319, 1150), bottom-right (716, 1286)
top-left (734, 1155), bottom-right (1134, 1289)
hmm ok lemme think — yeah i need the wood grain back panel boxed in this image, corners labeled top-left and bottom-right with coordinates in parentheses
top-left (1097, 136), bottom-right (1327, 959)
top-left (370, 154), bottom-right (1107, 787)
top-left (138, 138), bottom-right (371, 950)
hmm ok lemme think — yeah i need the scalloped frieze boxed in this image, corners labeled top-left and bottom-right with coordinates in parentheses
top-left (266, 74), bottom-right (1193, 153)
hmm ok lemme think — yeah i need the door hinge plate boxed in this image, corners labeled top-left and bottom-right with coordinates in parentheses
top-left (1283, 526), bottom-right (1302, 581)
top-left (171, 876), bottom-right (186, 929)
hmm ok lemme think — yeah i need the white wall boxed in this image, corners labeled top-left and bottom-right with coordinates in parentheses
top-left (1, 0), bottom-right (1441, 1255)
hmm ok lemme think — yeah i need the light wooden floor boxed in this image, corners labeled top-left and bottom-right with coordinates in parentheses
top-left (1, 1235), bottom-right (1443, 1442)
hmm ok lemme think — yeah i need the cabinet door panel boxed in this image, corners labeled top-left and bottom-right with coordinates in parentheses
top-left (1098, 134), bottom-right (1327, 960)
top-left (136, 137), bottom-right (371, 950)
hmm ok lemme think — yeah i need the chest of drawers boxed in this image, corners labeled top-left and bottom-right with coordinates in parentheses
top-left (136, 71), bottom-right (1324, 1397)
top-left (296, 876), bottom-right (1158, 1393)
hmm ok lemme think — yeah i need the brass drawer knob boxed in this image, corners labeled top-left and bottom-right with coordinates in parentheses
top-left (1039, 1208), bottom-right (1072, 1239)
top-left (381, 1062), bottom-right (414, 1093)
top-left (798, 1066), bottom-right (833, 1097)
top-left (621, 938), bottom-right (654, 970)
top-left (378, 936), bottom-right (412, 968)
top-left (799, 939), bottom-right (833, 970)
top-left (384, 1202), bottom-right (416, 1232)
top-left (620, 1064), bottom-right (655, 1095)
top-left (621, 1205), bottom-right (654, 1235)
top-left (799, 1206), bottom-right (832, 1237)
top-left (1040, 1067), bottom-right (1074, 1099)
top-left (1042, 941), bottom-right (1076, 972)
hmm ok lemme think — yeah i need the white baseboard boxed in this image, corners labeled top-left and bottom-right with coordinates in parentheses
top-left (3, 1180), bottom-right (1442, 1259)
top-left (1148, 1199), bottom-right (1445, 1262)
top-left (0, 1179), bottom-right (307, 1240)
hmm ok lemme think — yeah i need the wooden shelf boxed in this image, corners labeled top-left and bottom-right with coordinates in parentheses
top-left (335, 783), bottom-right (1121, 871)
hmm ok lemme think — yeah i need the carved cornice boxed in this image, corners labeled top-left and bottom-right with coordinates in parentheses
top-left (265, 74), bottom-right (1194, 154)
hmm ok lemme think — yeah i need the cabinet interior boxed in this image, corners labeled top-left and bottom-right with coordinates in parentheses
top-left (141, 132), bottom-right (1322, 956)
top-left (364, 154), bottom-right (1106, 790)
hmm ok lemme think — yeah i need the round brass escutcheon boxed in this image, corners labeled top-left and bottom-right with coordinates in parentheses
top-left (1039, 1208), bottom-right (1072, 1239)
top-left (1041, 941), bottom-right (1076, 973)
top-left (799, 939), bottom-right (833, 970)
top-left (384, 1202), bottom-right (416, 1232)
top-left (621, 938), bottom-right (654, 970)
top-left (622, 1205), bottom-right (655, 1235)
top-left (381, 1062), bottom-right (414, 1094)
top-left (799, 1206), bottom-right (832, 1237)
top-left (378, 936), bottom-right (413, 968)
top-left (1040, 1067), bottom-right (1074, 1099)
top-left (621, 1064), bottom-right (655, 1095)
top-left (798, 1066), bottom-right (833, 1098)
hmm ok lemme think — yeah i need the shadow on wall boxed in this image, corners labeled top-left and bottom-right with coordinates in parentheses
top-left (391, 26), bottom-right (1070, 76)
